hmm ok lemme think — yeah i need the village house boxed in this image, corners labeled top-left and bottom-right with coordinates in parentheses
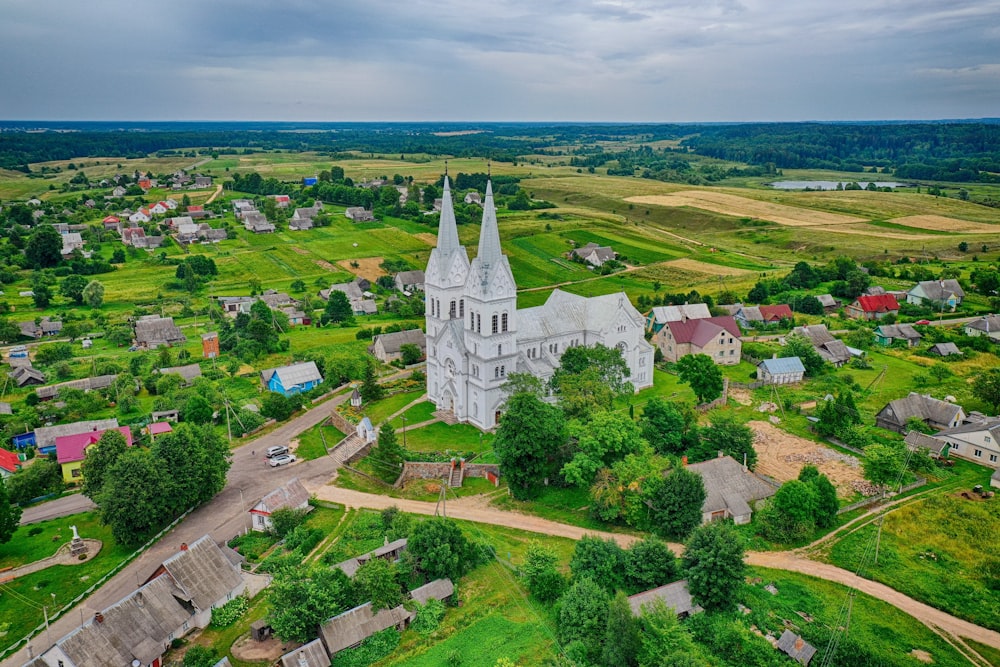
top-left (627, 580), bottom-right (702, 619)
top-left (815, 294), bottom-right (839, 313)
top-left (464, 191), bottom-right (482, 205)
top-left (35, 374), bottom-right (118, 401)
top-left (345, 206), bottom-right (374, 222)
top-left (846, 294), bottom-right (900, 320)
top-left (28, 419), bottom-right (120, 456)
top-left (279, 640), bottom-right (329, 667)
top-left (232, 199), bottom-right (256, 218)
top-left (873, 323), bottom-right (922, 347)
top-left (929, 342), bottom-right (962, 357)
top-left (56, 425), bottom-right (133, 483)
top-left (102, 215), bottom-right (121, 230)
top-left (570, 242), bottom-right (617, 267)
top-left (134, 315), bottom-right (186, 349)
top-left (686, 454), bottom-right (776, 524)
top-left (757, 356), bottom-right (806, 385)
top-left (0, 447), bottom-right (22, 478)
top-left (353, 299), bottom-right (378, 316)
top-left (111, 185), bottom-right (127, 197)
top-left (907, 279), bottom-right (965, 311)
top-left (249, 478), bottom-right (311, 532)
top-left (261, 361), bottom-right (324, 396)
top-left (193, 175), bottom-right (212, 188)
top-left (934, 416), bottom-right (1000, 467)
top-left (791, 324), bottom-right (851, 367)
top-left (60, 232), bottom-right (85, 257)
top-left (243, 211), bottom-right (275, 233)
top-left (320, 280), bottom-right (365, 303)
top-left (157, 363), bottom-right (203, 386)
top-left (368, 328), bottom-right (426, 363)
top-left (18, 317), bottom-right (62, 338)
top-left (876, 392), bottom-right (965, 434)
top-left (10, 366), bottom-right (45, 387)
top-left (653, 315), bottom-right (741, 365)
top-left (964, 314), bottom-right (1000, 341)
top-left (644, 303), bottom-right (712, 334)
top-left (149, 201), bottom-right (170, 215)
top-left (174, 222), bottom-right (200, 244)
top-left (129, 208), bottom-right (151, 224)
top-left (393, 270), bottom-right (425, 294)
top-left (122, 227), bottom-right (147, 246)
top-left (271, 194), bottom-right (291, 208)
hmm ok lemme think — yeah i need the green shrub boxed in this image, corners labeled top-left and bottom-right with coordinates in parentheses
top-left (331, 627), bottom-right (399, 667)
top-left (410, 598), bottom-right (446, 636)
top-left (210, 595), bottom-right (249, 628)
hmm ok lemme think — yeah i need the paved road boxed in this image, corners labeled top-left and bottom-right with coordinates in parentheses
top-left (19, 494), bottom-right (96, 525)
top-left (3, 394), bottom-right (348, 667)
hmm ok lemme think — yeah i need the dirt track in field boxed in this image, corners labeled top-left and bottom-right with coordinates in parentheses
top-left (664, 258), bottom-right (752, 276)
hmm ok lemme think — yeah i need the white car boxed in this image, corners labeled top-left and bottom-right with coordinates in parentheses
top-left (268, 454), bottom-right (297, 467)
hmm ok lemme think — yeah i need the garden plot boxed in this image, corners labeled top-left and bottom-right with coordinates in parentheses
top-left (750, 421), bottom-right (864, 498)
top-left (337, 257), bottom-right (387, 281)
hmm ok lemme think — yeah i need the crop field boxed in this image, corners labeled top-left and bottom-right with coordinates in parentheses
top-left (626, 190), bottom-right (868, 227)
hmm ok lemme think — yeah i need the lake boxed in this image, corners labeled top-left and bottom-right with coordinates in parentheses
top-left (768, 180), bottom-right (910, 190)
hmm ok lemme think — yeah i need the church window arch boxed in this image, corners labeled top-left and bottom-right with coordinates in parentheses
top-left (500, 365), bottom-right (506, 377)
top-left (501, 312), bottom-right (508, 332)
top-left (459, 299), bottom-right (465, 318)
top-left (491, 314), bottom-right (499, 334)
top-left (449, 300), bottom-right (456, 319)
top-left (616, 341), bottom-right (628, 355)
top-left (497, 344), bottom-right (502, 356)
top-left (494, 366), bottom-right (500, 379)
top-left (476, 313), bottom-right (481, 333)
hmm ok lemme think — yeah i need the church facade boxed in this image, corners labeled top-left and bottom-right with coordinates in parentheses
top-left (425, 176), bottom-right (654, 431)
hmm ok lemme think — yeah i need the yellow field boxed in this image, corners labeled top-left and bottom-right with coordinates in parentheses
top-left (664, 258), bottom-right (753, 276)
top-left (889, 215), bottom-right (1000, 233)
top-left (810, 224), bottom-right (937, 241)
top-left (626, 190), bottom-right (866, 227)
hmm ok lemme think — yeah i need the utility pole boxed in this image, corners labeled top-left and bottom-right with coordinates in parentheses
top-left (225, 397), bottom-right (232, 442)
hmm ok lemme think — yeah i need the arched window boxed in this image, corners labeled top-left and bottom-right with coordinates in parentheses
top-left (476, 313), bottom-right (481, 333)
top-left (491, 314), bottom-right (499, 334)
top-left (497, 344), bottom-right (502, 356)
top-left (459, 299), bottom-right (465, 318)
top-left (494, 366), bottom-right (500, 379)
top-left (449, 300), bottom-right (456, 319)
top-left (500, 365), bottom-right (505, 377)
top-left (469, 311), bottom-right (474, 330)
top-left (501, 312), bottom-right (508, 332)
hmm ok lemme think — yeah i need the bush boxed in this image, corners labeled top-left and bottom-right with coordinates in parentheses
top-left (284, 525), bottom-right (324, 556)
top-left (331, 627), bottom-right (399, 667)
top-left (210, 595), bottom-right (249, 628)
top-left (410, 598), bottom-right (446, 636)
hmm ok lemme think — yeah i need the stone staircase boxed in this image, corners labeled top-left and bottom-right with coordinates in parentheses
top-left (448, 463), bottom-right (464, 488)
top-left (330, 433), bottom-right (367, 465)
top-left (433, 410), bottom-right (460, 425)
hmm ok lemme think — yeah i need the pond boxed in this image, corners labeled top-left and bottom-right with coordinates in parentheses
top-left (768, 180), bottom-right (910, 190)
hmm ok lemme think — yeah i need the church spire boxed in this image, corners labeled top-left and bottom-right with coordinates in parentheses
top-left (436, 172), bottom-right (460, 254)
top-left (476, 179), bottom-right (502, 268)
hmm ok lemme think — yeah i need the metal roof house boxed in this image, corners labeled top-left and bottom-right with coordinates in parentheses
top-left (368, 329), bottom-right (426, 363)
top-left (409, 578), bottom-right (454, 605)
top-left (876, 393), bottom-right (965, 434)
top-left (934, 417), bottom-right (1000, 467)
top-left (279, 639), bottom-right (329, 667)
top-left (874, 323), bottom-right (922, 347)
top-left (261, 361), bottom-right (323, 396)
top-left (903, 431), bottom-right (950, 458)
top-left (334, 539), bottom-right (408, 578)
top-left (929, 342), bottom-right (962, 356)
top-left (791, 324), bottom-right (851, 367)
top-left (757, 356), bottom-right (806, 385)
top-left (319, 602), bottom-right (413, 656)
top-left (627, 580), bottom-right (702, 619)
top-left (686, 455), bottom-right (776, 524)
top-left (249, 478), bottom-right (311, 533)
top-left (964, 314), bottom-right (1000, 341)
top-left (56, 426), bottom-right (133, 484)
top-left (645, 303), bottom-right (712, 333)
top-left (907, 279), bottom-right (965, 311)
top-left (777, 629), bottom-right (817, 665)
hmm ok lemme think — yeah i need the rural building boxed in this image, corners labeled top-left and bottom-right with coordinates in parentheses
top-left (873, 323), bottom-right (922, 347)
top-left (791, 324), bottom-right (851, 367)
top-left (36, 374), bottom-right (118, 401)
top-left (464, 191), bottom-right (482, 205)
top-left (907, 279), bottom-right (965, 311)
top-left (157, 363), bottom-right (203, 386)
top-left (320, 602), bottom-right (413, 656)
top-left (194, 175), bottom-right (212, 188)
top-left (217, 295), bottom-right (255, 316)
top-left (353, 299), bottom-right (378, 316)
top-left (249, 478), bottom-right (311, 532)
top-left (271, 194), bottom-right (291, 208)
top-left (31, 418), bottom-right (120, 456)
top-left (320, 281), bottom-right (364, 302)
top-left (570, 242), bottom-right (617, 267)
top-left (18, 317), bottom-right (62, 338)
top-left (281, 307), bottom-right (310, 325)
top-left (288, 216), bottom-right (313, 231)
top-left (964, 315), bottom-right (1000, 341)
top-left (146, 422), bottom-right (173, 439)
top-left (261, 361), bottom-right (323, 396)
top-left (202, 332), bottom-right (220, 358)
top-left (934, 417), bottom-right (1000, 467)
top-left (134, 315), bottom-right (186, 348)
top-left (645, 303), bottom-right (712, 334)
top-left (777, 630), bottom-right (817, 665)
top-left (279, 639), bottom-right (329, 667)
top-left (758, 304), bottom-right (793, 323)
top-left (734, 305), bottom-right (763, 327)
top-left (653, 315), bottom-right (742, 365)
top-left (10, 366), bottom-right (45, 387)
top-left (393, 270), bottom-right (425, 293)
top-left (243, 211), bottom-right (275, 233)
top-left (876, 393), bottom-right (965, 434)
top-left (627, 580), bottom-right (702, 619)
top-left (410, 578), bottom-right (454, 605)
top-left (757, 356), bottom-right (806, 385)
top-left (846, 294), bottom-right (899, 320)
top-left (903, 431), bottom-right (950, 459)
top-left (55, 426), bottom-right (133, 483)
top-left (929, 342), bottom-right (962, 356)
top-left (232, 199), bottom-right (256, 217)
top-left (815, 294), bottom-right (839, 313)
top-left (0, 448), bottom-right (22, 478)
top-left (129, 208), bottom-right (151, 223)
top-left (61, 232), bottom-right (85, 257)
top-left (345, 206), bottom-right (374, 222)
top-left (334, 539), bottom-right (408, 577)
top-left (368, 329), bottom-right (426, 363)
top-left (686, 455), bottom-right (776, 524)
top-left (121, 227), bottom-right (147, 246)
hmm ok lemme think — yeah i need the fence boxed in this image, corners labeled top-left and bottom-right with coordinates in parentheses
top-left (695, 378), bottom-right (729, 413)
top-left (1, 506), bottom-right (196, 662)
top-left (836, 477), bottom-right (927, 515)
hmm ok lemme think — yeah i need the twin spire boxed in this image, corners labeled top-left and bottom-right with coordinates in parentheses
top-left (435, 165), bottom-right (502, 271)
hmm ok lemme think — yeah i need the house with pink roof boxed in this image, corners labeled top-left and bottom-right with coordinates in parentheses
top-left (146, 422), bottom-right (173, 439)
top-left (56, 426), bottom-right (133, 483)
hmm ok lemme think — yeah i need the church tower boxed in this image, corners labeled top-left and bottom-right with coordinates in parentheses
top-left (462, 180), bottom-right (518, 430)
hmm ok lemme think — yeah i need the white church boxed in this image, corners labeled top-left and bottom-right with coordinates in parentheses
top-left (425, 174), bottom-right (654, 430)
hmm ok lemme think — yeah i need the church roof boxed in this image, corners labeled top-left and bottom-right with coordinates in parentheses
top-left (518, 289), bottom-right (644, 340)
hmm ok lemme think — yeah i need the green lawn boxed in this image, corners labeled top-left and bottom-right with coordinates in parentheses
top-left (400, 422), bottom-right (494, 454)
top-left (295, 423), bottom-right (346, 460)
top-left (362, 391), bottom-right (426, 425)
top-left (388, 400), bottom-right (438, 429)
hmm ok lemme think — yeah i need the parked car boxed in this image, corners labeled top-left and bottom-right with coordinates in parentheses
top-left (265, 445), bottom-right (289, 458)
top-left (915, 319), bottom-right (932, 325)
top-left (268, 454), bottom-right (297, 467)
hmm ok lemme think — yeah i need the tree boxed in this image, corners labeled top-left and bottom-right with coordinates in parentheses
top-left (684, 521), bottom-right (745, 613)
top-left (261, 392), bottom-right (297, 421)
top-left (322, 290), bottom-right (354, 325)
top-left (804, 468), bottom-right (839, 528)
top-left (676, 354), bottom-right (723, 404)
top-left (25, 224), bottom-right (63, 268)
top-left (696, 416), bottom-right (757, 469)
top-left (99, 449), bottom-right (173, 547)
top-left (636, 598), bottom-right (705, 667)
top-left (30, 273), bottom-right (53, 309)
top-left (502, 372), bottom-right (547, 400)
top-left (646, 467), bottom-right (706, 540)
top-left (625, 538), bottom-right (678, 593)
top-left (638, 398), bottom-right (693, 456)
top-left (758, 479), bottom-right (818, 542)
top-left (80, 429), bottom-right (128, 500)
top-left (183, 393), bottom-right (214, 424)
top-left (553, 344), bottom-right (632, 397)
top-left (81, 279), bottom-right (102, 307)
top-left (521, 541), bottom-right (565, 603)
top-left (369, 422), bottom-right (405, 482)
top-left (0, 476), bottom-right (22, 544)
top-left (557, 577), bottom-right (610, 663)
top-left (409, 517), bottom-right (473, 581)
top-left (399, 343), bottom-right (423, 365)
top-left (5, 459), bottom-right (63, 505)
top-left (182, 646), bottom-right (220, 667)
top-left (359, 362), bottom-right (385, 402)
top-left (562, 411), bottom-right (647, 487)
top-left (570, 536), bottom-right (627, 592)
top-left (973, 369), bottom-right (1000, 412)
top-left (60, 274), bottom-right (88, 305)
top-left (0, 318), bottom-right (21, 344)
top-left (150, 424), bottom-right (231, 516)
top-left (353, 557), bottom-right (403, 611)
top-left (783, 334), bottom-right (827, 376)
top-left (602, 591), bottom-right (640, 667)
top-left (493, 393), bottom-right (566, 499)
top-left (863, 442), bottom-right (906, 490)
top-left (269, 566), bottom-right (351, 643)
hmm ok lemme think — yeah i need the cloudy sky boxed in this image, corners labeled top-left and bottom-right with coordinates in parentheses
top-left (2, 0), bottom-right (998, 122)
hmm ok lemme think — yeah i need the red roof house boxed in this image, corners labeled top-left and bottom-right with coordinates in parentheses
top-left (0, 447), bottom-right (21, 477)
top-left (186, 205), bottom-right (203, 213)
top-left (654, 315), bottom-right (743, 365)
top-left (847, 294), bottom-right (900, 320)
top-left (147, 422), bottom-right (173, 437)
top-left (102, 215), bottom-right (120, 224)
top-left (759, 304), bottom-right (793, 322)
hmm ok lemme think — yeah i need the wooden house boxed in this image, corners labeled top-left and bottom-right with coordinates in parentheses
top-left (627, 580), bottom-right (702, 619)
top-left (249, 478), bottom-right (312, 533)
top-left (686, 455), bottom-right (776, 524)
top-left (261, 361), bottom-right (323, 396)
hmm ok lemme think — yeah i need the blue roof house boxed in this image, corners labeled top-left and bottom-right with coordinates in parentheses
top-left (262, 361), bottom-right (323, 396)
top-left (303, 177), bottom-right (318, 186)
top-left (757, 356), bottom-right (806, 385)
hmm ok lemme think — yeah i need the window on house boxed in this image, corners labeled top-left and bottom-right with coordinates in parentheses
top-left (500, 365), bottom-right (505, 377)
top-left (502, 312), bottom-right (508, 332)
top-left (974, 449), bottom-right (983, 458)
top-left (72, 468), bottom-right (81, 478)
top-left (730, 350), bottom-right (735, 355)
top-left (990, 454), bottom-right (997, 463)
top-left (718, 351), bottom-right (724, 357)
top-left (492, 314), bottom-right (499, 334)
top-left (986, 436), bottom-right (992, 443)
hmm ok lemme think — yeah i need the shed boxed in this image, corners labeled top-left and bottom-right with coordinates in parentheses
top-left (279, 639), bottom-right (329, 667)
top-left (929, 342), bottom-right (961, 357)
top-left (410, 578), bottom-right (454, 605)
top-left (334, 539), bottom-right (408, 578)
top-left (627, 580), bottom-right (702, 619)
top-left (158, 363), bottom-right (203, 385)
top-left (903, 431), bottom-right (949, 458)
top-left (319, 602), bottom-right (412, 656)
top-left (777, 630), bottom-right (817, 665)
top-left (757, 356), bottom-right (806, 385)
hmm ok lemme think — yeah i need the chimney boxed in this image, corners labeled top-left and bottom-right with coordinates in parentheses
top-left (180, 542), bottom-right (188, 551)
top-left (94, 612), bottom-right (104, 624)
top-left (681, 455), bottom-right (688, 466)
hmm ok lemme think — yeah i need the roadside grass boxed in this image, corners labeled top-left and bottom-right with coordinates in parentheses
top-left (824, 489), bottom-right (1000, 632)
top-left (490, 484), bottom-right (638, 535)
top-left (746, 567), bottom-right (974, 667)
top-left (333, 464), bottom-right (499, 503)
top-left (965, 639), bottom-right (1000, 666)
top-left (0, 512), bottom-right (132, 649)
top-left (295, 423), bottom-right (346, 460)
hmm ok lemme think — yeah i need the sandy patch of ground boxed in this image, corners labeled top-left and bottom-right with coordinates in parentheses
top-left (889, 214), bottom-right (1000, 234)
top-left (664, 258), bottom-right (752, 276)
top-left (315, 260), bottom-right (338, 271)
top-left (413, 232), bottom-right (439, 246)
top-left (626, 191), bottom-right (865, 227)
top-left (728, 387), bottom-right (754, 406)
top-left (749, 421), bottom-right (864, 498)
top-left (290, 246), bottom-right (311, 255)
top-left (337, 257), bottom-right (387, 281)
top-left (231, 632), bottom-right (296, 662)
top-left (909, 648), bottom-right (933, 663)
